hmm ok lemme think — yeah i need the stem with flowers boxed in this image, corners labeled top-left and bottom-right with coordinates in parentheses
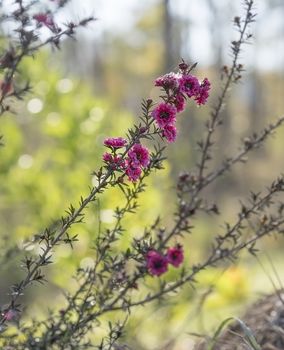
top-left (1, 0), bottom-right (284, 349)
top-left (0, 50), bottom-right (211, 335)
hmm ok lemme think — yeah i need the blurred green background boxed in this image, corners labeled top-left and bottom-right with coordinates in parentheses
top-left (0, 0), bottom-right (284, 349)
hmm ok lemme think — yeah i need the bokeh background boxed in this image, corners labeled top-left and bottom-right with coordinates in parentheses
top-left (0, 0), bottom-right (284, 348)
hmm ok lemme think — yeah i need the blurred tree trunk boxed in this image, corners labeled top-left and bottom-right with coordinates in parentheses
top-left (163, 0), bottom-right (175, 72)
top-left (207, 0), bottom-right (223, 71)
top-left (206, 0), bottom-right (238, 196)
top-left (207, 0), bottom-right (233, 156)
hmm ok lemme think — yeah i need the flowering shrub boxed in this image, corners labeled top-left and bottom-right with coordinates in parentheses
top-left (1, 0), bottom-right (284, 349)
top-left (102, 63), bottom-right (210, 185)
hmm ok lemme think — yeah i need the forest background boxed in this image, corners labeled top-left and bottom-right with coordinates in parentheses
top-left (0, 0), bottom-right (284, 349)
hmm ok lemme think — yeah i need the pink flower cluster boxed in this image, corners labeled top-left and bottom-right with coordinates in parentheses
top-left (146, 245), bottom-right (184, 276)
top-left (102, 62), bottom-right (210, 182)
top-left (103, 137), bottom-right (150, 182)
top-left (152, 67), bottom-right (211, 143)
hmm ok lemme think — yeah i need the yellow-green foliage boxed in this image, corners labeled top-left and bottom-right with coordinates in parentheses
top-left (0, 52), bottom-right (173, 292)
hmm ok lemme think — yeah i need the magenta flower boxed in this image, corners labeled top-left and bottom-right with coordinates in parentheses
top-left (103, 153), bottom-right (126, 170)
top-left (174, 93), bottom-right (186, 113)
top-left (179, 74), bottom-right (200, 98)
top-left (0, 80), bottom-right (12, 96)
top-left (162, 124), bottom-right (177, 143)
top-left (125, 163), bottom-right (142, 182)
top-left (152, 102), bottom-right (177, 128)
top-left (33, 13), bottom-right (55, 28)
top-left (146, 250), bottom-right (168, 276)
top-left (104, 137), bottom-right (127, 149)
top-left (195, 78), bottom-right (211, 105)
top-left (127, 143), bottom-right (150, 168)
top-left (167, 245), bottom-right (184, 267)
top-left (155, 73), bottom-right (179, 91)
top-left (103, 152), bottom-right (113, 163)
top-left (2, 309), bottom-right (17, 322)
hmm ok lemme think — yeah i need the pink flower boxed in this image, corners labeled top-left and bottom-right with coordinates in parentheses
top-left (195, 78), bottom-right (211, 105)
top-left (146, 250), bottom-right (168, 276)
top-left (33, 13), bottom-right (55, 27)
top-left (152, 102), bottom-right (177, 128)
top-left (179, 74), bottom-right (200, 98)
top-left (2, 309), bottom-right (17, 322)
top-left (155, 73), bottom-right (179, 91)
top-left (162, 124), bottom-right (177, 143)
top-left (0, 80), bottom-right (13, 96)
top-left (103, 153), bottom-right (126, 170)
top-left (103, 152), bottom-right (113, 162)
top-left (174, 93), bottom-right (186, 112)
top-left (104, 137), bottom-right (127, 149)
top-left (127, 143), bottom-right (150, 168)
top-left (125, 163), bottom-right (142, 182)
top-left (167, 245), bottom-right (184, 267)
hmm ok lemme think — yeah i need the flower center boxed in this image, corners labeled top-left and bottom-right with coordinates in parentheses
top-left (185, 82), bottom-right (193, 89)
top-left (161, 112), bottom-right (169, 119)
top-left (172, 252), bottom-right (178, 259)
top-left (154, 260), bottom-right (163, 268)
